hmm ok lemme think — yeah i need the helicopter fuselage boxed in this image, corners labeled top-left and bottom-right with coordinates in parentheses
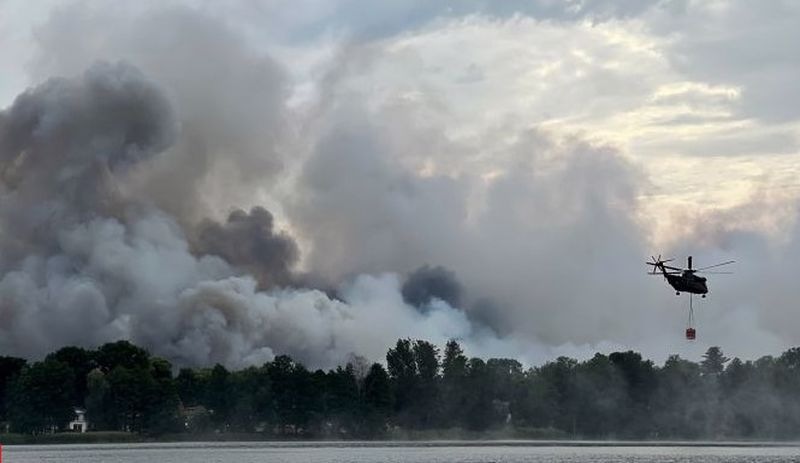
top-left (648, 255), bottom-right (733, 297)
top-left (665, 271), bottom-right (708, 295)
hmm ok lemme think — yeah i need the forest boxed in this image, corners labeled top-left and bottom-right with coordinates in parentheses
top-left (1, 339), bottom-right (800, 439)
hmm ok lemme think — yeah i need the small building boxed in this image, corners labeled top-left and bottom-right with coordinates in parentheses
top-left (183, 405), bottom-right (212, 432)
top-left (68, 408), bottom-right (88, 433)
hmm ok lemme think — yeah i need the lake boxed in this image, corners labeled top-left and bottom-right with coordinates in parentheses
top-left (4, 441), bottom-right (800, 462)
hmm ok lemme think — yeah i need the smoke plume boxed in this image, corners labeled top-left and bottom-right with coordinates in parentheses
top-left (192, 207), bottom-right (298, 289)
top-left (402, 265), bottom-right (463, 309)
top-left (0, 62), bottom-right (510, 368)
top-left (3, 2), bottom-right (800, 370)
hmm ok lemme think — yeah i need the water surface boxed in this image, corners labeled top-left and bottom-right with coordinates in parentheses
top-left (5, 441), bottom-right (800, 462)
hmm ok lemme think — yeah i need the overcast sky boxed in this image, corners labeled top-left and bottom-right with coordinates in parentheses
top-left (1, 0), bottom-right (800, 366)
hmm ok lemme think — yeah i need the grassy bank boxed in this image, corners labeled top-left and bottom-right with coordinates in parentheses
top-left (385, 426), bottom-right (569, 441)
top-left (0, 431), bottom-right (143, 445)
top-left (0, 427), bottom-right (567, 445)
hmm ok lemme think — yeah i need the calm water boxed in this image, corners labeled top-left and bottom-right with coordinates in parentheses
top-left (4, 441), bottom-right (800, 463)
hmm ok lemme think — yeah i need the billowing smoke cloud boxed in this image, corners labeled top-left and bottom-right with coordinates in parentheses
top-left (0, 62), bottom-right (176, 353)
top-left (402, 265), bottom-right (463, 309)
top-left (0, 62), bottom-right (509, 369)
top-left (0, 3), bottom-right (668, 368)
top-left (5, 1), bottom-right (800, 371)
top-left (27, 4), bottom-right (290, 225)
top-left (192, 207), bottom-right (298, 289)
top-left (288, 96), bottom-right (660, 350)
top-left (0, 61), bottom-right (174, 262)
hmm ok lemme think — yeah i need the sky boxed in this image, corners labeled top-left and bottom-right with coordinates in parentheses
top-left (0, 0), bottom-right (799, 368)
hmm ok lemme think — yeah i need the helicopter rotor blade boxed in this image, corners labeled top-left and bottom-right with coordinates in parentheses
top-left (696, 260), bottom-right (735, 271)
top-left (646, 255), bottom-right (677, 275)
top-left (645, 262), bottom-right (682, 271)
top-left (697, 271), bottom-right (733, 274)
top-left (646, 258), bottom-right (660, 275)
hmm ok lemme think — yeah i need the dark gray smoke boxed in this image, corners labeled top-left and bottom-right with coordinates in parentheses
top-left (27, 5), bottom-right (289, 225)
top-left (402, 265), bottom-right (463, 309)
top-left (192, 207), bottom-right (298, 289)
top-left (0, 61), bottom-right (175, 261)
top-left (0, 62), bottom-right (174, 354)
top-left (0, 61), bottom-right (490, 369)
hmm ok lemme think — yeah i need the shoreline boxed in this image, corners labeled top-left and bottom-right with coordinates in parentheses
top-left (2, 434), bottom-right (800, 447)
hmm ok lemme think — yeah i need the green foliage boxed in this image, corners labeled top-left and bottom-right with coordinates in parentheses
top-left (412, 340), bottom-right (440, 428)
top-left (267, 355), bottom-right (321, 435)
top-left (441, 340), bottom-right (468, 427)
top-left (323, 365), bottom-right (360, 435)
top-left (83, 345), bottom-right (180, 436)
top-left (362, 363), bottom-right (392, 435)
top-left (85, 369), bottom-right (110, 430)
top-left (46, 346), bottom-right (95, 407)
top-left (463, 358), bottom-right (492, 430)
top-left (96, 341), bottom-right (150, 371)
top-left (9, 341), bottom-right (800, 440)
top-left (144, 357), bottom-right (182, 435)
top-left (176, 368), bottom-right (207, 408)
top-left (0, 355), bottom-right (26, 420)
top-left (205, 364), bottom-right (233, 427)
top-left (8, 359), bottom-right (75, 433)
top-left (386, 338), bottom-right (417, 426)
top-left (228, 366), bottom-right (273, 431)
top-left (701, 346), bottom-right (730, 377)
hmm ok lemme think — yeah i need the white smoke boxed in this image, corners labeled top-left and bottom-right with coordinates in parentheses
top-left (0, 60), bottom-right (570, 369)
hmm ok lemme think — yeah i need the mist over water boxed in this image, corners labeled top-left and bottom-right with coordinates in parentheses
top-left (6, 442), bottom-right (800, 463)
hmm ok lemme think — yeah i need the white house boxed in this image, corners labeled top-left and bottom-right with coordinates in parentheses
top-left (68, 408), bottom-right (88, 433)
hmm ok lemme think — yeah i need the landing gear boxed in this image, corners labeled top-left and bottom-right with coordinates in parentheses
top-left (701, 294), bottom-right (706, 298)
top-left (676, 291), bottom-right (680, 296)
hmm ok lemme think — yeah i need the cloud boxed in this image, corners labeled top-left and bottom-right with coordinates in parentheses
top-left (243, 0), bottom-right (663, 43)
top-left (647, 1), bottom-right (800, 123)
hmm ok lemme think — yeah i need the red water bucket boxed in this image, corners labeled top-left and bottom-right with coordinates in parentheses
top-left (685, 327), bottom-right (696, 340)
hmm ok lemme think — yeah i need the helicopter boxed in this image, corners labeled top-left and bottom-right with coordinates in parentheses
top-left (646, 255), bottom-right (734, 297)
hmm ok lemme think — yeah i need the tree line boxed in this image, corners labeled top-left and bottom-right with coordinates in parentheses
top-left (2, 339), bottom-right (800, 439)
